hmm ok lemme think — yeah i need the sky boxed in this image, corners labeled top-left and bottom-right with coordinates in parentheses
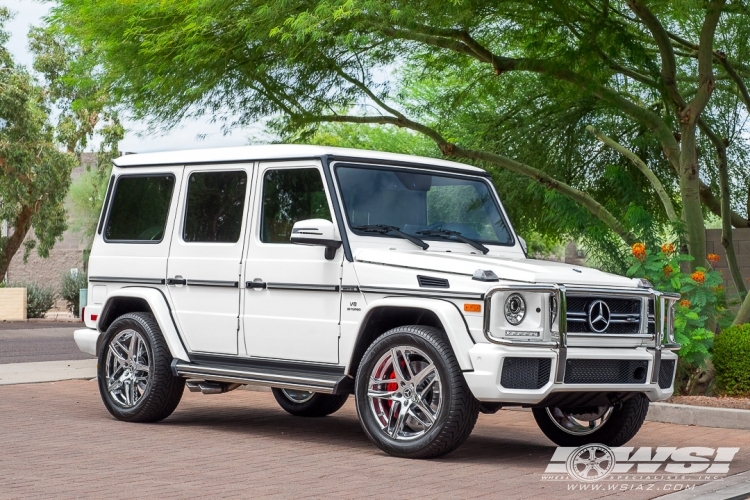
top-left (4, 0), bottom-right (253, 153)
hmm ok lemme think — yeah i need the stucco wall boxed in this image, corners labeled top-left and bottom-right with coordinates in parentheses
top-left (705, 228), bottom-right (750, 301)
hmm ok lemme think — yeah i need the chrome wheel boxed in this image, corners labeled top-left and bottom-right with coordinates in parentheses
top-left (367, 346), bottom-right (442, 441)
top-left (105, 329), bottom-right (152, 408)
top-left (281, 389), bottom-right (315, 403)
top-left (546, 406), bottom-right (614, 436)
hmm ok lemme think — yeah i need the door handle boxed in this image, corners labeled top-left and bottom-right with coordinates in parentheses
top-left (167, 277), bottom-right (187, 286)
top-left (246, 281), bottom-right (266, 289)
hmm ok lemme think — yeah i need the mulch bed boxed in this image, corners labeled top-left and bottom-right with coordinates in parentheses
top-left (668, 395), bottom-right (750, 410)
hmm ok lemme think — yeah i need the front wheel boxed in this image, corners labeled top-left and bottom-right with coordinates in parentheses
top-left (532, 394), bottom-right (650, 447)
top-left (355, 325), bottom-right (479, 459)
top-left (97, 312), bottom-right (184, 422)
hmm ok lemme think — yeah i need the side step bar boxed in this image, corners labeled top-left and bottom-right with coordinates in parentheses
top-left (172, 356), bottom-right (353, 395)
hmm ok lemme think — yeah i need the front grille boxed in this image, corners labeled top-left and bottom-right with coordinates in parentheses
top-left (566, 296), bottom-right (642, 334)
top-left (500, 357), bottom-right (552, 389)
top-left (564, 359), bottom-right (649, 384)
top-left (417, 275), bottom-right (449, 288)
top-left (659, 359), bottom-right (676, 389)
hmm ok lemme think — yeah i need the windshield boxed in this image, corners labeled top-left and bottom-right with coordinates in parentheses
top-left (335, 164), bottom-right (514, 245)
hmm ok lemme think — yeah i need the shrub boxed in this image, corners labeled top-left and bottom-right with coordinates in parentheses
top-left (714, 324), bottom-right (750, 396)
top-left (61, 270), bottom-right (88, 317)
top-left (8, 282), bottom-right (57, 319)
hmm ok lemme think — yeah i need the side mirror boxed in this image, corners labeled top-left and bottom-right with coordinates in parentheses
top-left (518, 236), bottom-right (528, 256)
top-left (290, 219), bottom-right (342, 260)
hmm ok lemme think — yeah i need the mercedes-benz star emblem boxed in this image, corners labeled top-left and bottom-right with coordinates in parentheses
top-left (587, 300), bottom-right (611, 332)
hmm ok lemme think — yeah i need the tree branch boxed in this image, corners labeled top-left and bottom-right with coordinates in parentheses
top-left (586, 125), bottom-right (678, 223)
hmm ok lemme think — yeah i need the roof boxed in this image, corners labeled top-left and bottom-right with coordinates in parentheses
top-left (112, 144), bottom-right (487, 174)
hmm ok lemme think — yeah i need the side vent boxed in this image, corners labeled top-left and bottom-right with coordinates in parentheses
top-left (417, 275), bottom-right (450, 288)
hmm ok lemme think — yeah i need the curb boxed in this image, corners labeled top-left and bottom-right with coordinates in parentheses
top-left (647, 402), bottom-right (750, 430)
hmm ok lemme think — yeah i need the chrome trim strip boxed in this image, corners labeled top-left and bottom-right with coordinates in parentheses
top-left (265, 283), bottom-right (340, 292)
top-left (89, 276), bottom-right (165, 285)
top-left (341, 285), bottom-right (360, 292)
top-left (187, 279), bottom-right (239, 288)
top-left (173, 362), bottom-right (337, 393)
top-left (360, 286), bottom-right (484, 300)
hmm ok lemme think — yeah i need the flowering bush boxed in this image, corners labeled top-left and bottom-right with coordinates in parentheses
top-left (626, 243), bottom-right (726, 368)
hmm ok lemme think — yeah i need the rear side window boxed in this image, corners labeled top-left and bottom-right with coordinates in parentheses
top-left (261, 168), bottom-right (331, 243)
top-left (105, 175), bottom-right (175, 242)
top-left (183, 170), bottom-right (248, 243)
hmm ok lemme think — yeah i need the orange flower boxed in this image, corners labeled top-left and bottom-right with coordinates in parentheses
top-left (714, 285), bottom-right (724, 293)
top-left (632, 242), bottom-right (646, 262)
top-left (661, 243), bottom-right (675, 255)
top-left (679, 299), bottom-right (691, 308)
top-left (663, 265), bottom-right (674, 278)
top-left (691, 271), bottom-right (706, 284)
top-left (708, 253), bottom-right (720, 267)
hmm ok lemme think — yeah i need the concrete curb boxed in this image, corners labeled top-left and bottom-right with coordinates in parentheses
top-left (0, 359), bottom-right (97, 385)
top-left (647, 402), bottom-right (750, 431)
top-left (656, 469), bottom-right (750, 499)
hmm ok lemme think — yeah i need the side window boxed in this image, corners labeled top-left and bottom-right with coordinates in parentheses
top-left (261, 168), bottom-right (331, 243)
top-left (183, 171), bottom-right (247, 243)
top-left (105, 175), bottom-right (175, 242)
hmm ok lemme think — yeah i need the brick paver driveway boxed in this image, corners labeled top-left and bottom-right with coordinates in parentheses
top-left (2, 380), bottom-right (750, 499)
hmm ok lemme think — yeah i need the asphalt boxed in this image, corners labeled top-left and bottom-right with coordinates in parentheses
top-left (0, 322), bottom-right (95, 364)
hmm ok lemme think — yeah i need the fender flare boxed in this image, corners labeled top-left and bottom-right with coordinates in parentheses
top-left (99, 287), bottom-right (190, 362)
top-left (345, 297), bottom-right (475, 374)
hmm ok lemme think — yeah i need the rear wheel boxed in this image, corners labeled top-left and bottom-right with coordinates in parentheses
top-left (271, 388), bottom-right (348, 417)
top-left (355, 325), bottom-right (479, 459)
top-left (532, 394), bottom-right (650, 447)
top-left (97, 312), bottom-right (184, 422)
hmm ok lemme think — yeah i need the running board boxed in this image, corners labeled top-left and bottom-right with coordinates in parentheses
top-left (172, 355), bottom-right (353, 395)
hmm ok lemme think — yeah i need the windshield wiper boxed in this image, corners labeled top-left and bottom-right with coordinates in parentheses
top-left (417, 229), bottom-right (490, 255)
top-left (353, 224), bottom-right (429, 250)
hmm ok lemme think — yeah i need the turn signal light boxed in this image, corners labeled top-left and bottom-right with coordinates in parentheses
top-left (463, 303), bottom-right (482, 313)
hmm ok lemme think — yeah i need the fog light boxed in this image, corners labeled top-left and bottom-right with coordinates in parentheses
top-left (504, 293), bottom-right (526, 325)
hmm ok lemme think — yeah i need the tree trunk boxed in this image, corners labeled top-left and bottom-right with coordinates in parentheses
top-left (735, 292), bottom-right (750, 325)
top-left (679, 125), bottom-right (708, 270)
top-left (0, 206), bottom-right (34, 280)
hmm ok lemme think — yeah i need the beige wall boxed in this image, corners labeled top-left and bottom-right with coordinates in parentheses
top-left (706, 228), bottom-right (750, 301)
top-left (0, 288), bottom-right (27, 321)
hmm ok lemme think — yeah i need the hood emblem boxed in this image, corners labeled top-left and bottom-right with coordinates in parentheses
top-left (588, 300), bottom-right (611, 332)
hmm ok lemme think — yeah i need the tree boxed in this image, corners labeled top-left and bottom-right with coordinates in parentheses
top-left (0, 8), bottom-right (77, 279)
top-left (45, 1), bottom-right (750, 280)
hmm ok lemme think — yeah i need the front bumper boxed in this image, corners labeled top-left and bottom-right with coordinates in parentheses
top-left (463, 343), bottom-right (677, 405)
top-left (74, 328), bottom-right (100, 357)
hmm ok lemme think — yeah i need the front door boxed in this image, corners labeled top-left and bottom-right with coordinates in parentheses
top-left (242, 161), bottom-right (342, 363)
top-left (167, 165), bottom-right (252, 355)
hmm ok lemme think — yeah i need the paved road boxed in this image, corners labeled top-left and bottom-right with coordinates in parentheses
top-left (2, 381), bottom-right (750, 499)
top-left (0, 322), bottom-right (95, 364)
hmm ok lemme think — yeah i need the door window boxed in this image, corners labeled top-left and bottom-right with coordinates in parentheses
top-left (183, 171), bottom-right (248, 243)
top-left (260, 168), bottom-right (331, 243)
top-left (105, 175), bottom-right (175, 242)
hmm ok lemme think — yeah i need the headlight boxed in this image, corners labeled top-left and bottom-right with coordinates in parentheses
top-left (504, 293), bottom-right (526, 325)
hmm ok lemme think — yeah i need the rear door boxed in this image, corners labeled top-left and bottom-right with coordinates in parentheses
top-left (166, 165), bottom-right (253, 355)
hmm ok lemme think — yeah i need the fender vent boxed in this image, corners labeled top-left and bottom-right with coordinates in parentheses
top-left (417, 275), bottom-right (449, 288)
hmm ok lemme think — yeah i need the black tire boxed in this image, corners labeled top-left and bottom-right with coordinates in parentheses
top-left (532, 394), bottom-right (650, 447)
top-left (271, 388), bottom-right (348, 417)
top-left (354, 325), bottom-right (479, 459)
top-left (97, 312), bottom-right (185, 422)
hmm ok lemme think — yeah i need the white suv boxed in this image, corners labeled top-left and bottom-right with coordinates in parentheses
top-left (74, 145), bottom-right (679, 458)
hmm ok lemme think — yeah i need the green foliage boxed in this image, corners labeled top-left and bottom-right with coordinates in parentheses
top-left (7, 282), bottom-right (57, 319)
top-left (626, 244), bottom-right (728, 368)
top-left (60, 270), bottom-right (87, 317)
top-left (713, 324), bottom-right (750, 396)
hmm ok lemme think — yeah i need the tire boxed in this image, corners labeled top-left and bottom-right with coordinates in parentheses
top-left (532, 394), bottom-right (650, 447)
top-left (97, 312), bottom-right (185, 422)
top-left (271, 388), bottom-right (348, 417)
top-left (354, 325), bottom-right (479, 459)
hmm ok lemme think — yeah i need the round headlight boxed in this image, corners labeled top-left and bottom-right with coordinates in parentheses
top-left (504, 293), bottom-right (526, 325)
